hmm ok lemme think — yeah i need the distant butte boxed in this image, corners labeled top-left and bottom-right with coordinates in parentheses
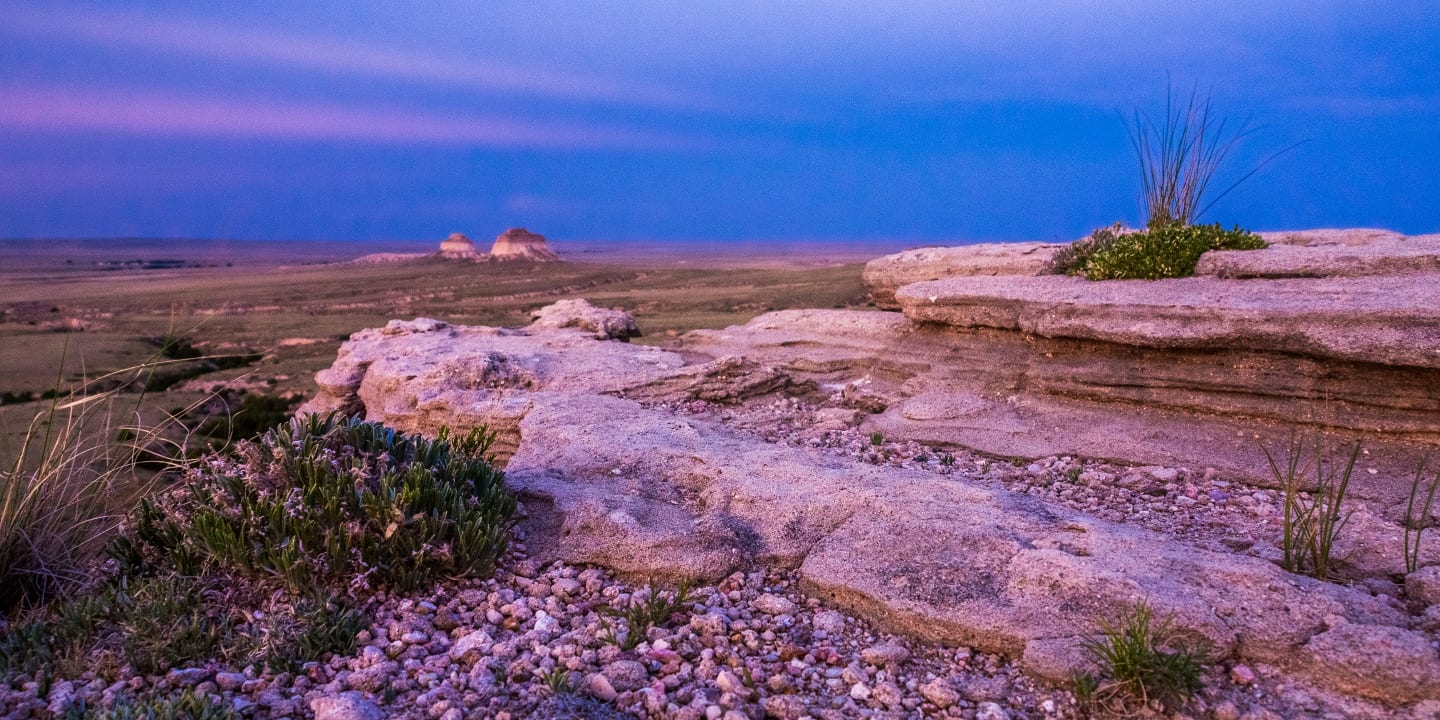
top-left (489, 227), bottom-right (559, 261)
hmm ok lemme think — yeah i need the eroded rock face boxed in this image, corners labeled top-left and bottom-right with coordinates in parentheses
top-left (306, 301), bottom-right (1440, 706)
top-left (841, 233), bottom-right (1440, 513)
top-left (490, 227), bottom-right (559, 261)
top-left (862, 242), bottom-right (1062, 310)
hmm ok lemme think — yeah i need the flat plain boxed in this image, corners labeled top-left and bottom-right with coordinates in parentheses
top-left (0, 239), bottom-right (876, 456)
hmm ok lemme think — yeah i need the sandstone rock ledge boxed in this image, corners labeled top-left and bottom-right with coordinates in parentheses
top-left (846, 230), bottom-right (1440, 513)
top-left (303, 301), bottom-right (1440, 708)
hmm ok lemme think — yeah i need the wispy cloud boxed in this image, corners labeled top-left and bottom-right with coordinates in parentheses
top-left (3, 6), bottom-right (717, 112)
top-left (0, 84), bottom-right (699, 150)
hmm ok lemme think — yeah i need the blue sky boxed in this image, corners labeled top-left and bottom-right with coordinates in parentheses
top-left (1, 1), bottom-right (1436, 243)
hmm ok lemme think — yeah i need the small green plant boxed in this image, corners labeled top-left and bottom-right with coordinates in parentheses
top-left (540, 667), bottom-right (578, 695)
top-left (1074, 601), bottom-right (1205, 713)
top-left (599, 581), bottom-right (693, 651)
top-left (1404, 457), bottom-right (1440, 574)
top-left (939, 453), bottom-right (956, 467)
top-left (1262, 435), bottom-right (1359, 581)
top-left (1050, 222), bottom-right (1265, 281)
top-left (869, 431), bottom-right (885, 447)
top-left (87, 689), bottom-right (237, 720)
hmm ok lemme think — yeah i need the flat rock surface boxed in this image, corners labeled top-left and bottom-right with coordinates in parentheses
top-left (306, 304), bottom-right (1440, 707)
top-left (1200, 231), bottom-right (1440, 278)
top-left (862, 242), bottom-right (1062, 309)
top-left (895, 273), bottom-right (1440, 369)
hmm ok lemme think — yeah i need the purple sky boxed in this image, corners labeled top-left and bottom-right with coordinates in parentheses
top-left (2, 1), bottom-right (1437, 243)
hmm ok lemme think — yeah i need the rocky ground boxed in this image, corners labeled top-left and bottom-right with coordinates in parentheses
top-left (0, 547), bottom-right (1339, 720)
top-left (5, 395), bottom-right (1428, 720)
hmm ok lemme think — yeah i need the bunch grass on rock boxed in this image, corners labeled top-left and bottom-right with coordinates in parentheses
top-left (1404, 458), bottom-right (1440, 574)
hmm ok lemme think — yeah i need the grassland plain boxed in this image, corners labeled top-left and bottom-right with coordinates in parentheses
top-left (0, 241), bottom-right (872, 455)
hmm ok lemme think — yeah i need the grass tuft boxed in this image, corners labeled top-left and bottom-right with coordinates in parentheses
top-left (0, 356), bottom-right (198, 611)
top-left (600, 580), bottom-right (693, 651)
top-left (1262, 435), bottom-right (1359, 581)
top-left (1404, 456), bottom-right (1439, 575)
top-left (1074, 601), bottom-right (1205, 713)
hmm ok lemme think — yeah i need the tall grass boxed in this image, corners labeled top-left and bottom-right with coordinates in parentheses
top-left (1128, 83), bottom-right (1295, 229)
top-left (1404, 457), bottom-right (1439, 574)
top-left (0, 357), bottom-right (197, 611)
top-left (1262, 434), bottom-right (1359, 581)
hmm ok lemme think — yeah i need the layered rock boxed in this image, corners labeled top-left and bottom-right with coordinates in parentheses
top-left (839, 232), bottom-right (1440, 513)
top-left (304, 302), bottom-right (1440, 707)
top-left (490, 228), bottom-right (559, 261)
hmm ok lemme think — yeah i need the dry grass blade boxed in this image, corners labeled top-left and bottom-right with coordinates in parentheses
top-left (0, 359), bottom-right (203, 611)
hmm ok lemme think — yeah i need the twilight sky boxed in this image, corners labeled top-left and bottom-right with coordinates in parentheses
top-left (2, 1), bottom-right (1437, 244)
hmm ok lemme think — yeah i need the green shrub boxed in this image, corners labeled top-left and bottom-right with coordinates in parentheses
top-left (118, 413), bottom-right (515, 593)
top-left (1051, 222), bottom-right (1264, 280)
top-left (1073, 601), bottom-right (1205, 712)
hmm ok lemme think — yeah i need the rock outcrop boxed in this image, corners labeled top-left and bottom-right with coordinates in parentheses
top-left (840, 231), bottom-right (1440, 514)
top-left (490, 228), bottom-right (559, 261)
top-left (304, 302), bottom-right (1440, 707)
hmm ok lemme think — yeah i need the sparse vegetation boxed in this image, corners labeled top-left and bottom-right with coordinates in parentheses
top-left (2, 413), bottom-right (512, 695)
top-left (599, 581), bottom-right (693, 651)
top-left (1263, 435), bottom-right (1359, 581)
top-left (1073, 601), bottom-right (1205, 713)
top-left (869, 431), bottom-right (885, 446)
top-left (1049, 222), bottom-right (1265, 280)
top-left (1404, 457), bottom-right (1439, 574)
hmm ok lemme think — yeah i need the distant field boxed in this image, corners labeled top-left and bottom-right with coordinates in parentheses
top-left (0, 243), bottom-right (876, 457)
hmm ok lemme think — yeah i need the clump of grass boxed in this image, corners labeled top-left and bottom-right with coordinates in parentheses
top-left (1073, 601), bottom-right (1205, 713)
top-left (117, 413), bottom-right (516, 592)
top-left (540, 667), bottom-right (578, 695)
top-left (869, 431), bottom-right (885, 447)
top-left (0, 357), bottom-right (195, 611)
top-left (1404, 457), bottom-right (1439, 574)
top-left (1049, 222), bottom-right (1265, 281)
top-left (1127, 82), bottom-right (1297, 229)
top-left (1262, 435), bottom-right (1359, 581)
top-left (600, 581), bottom-right (693, 651)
